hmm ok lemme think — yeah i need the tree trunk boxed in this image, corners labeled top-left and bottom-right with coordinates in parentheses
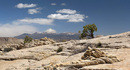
top-left (91, 32), bottom-right (94, 38)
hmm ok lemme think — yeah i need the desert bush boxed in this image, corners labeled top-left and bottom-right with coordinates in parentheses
top-left (3, 48), bottom-right (13, 52)
top-left (24, 36), bottom-right (33, 44)
top-left (109, 36), bottom-right (112, 38)
top-left (57, 47), bottom-right (63, 53)
top-left (97, 41), bottom-right (102, 48)
top-left (16, 45), bottom-right (24, 50)
top-left (26, 68), bottom-right (30, 70)
top-left (53, 67), bottom-right (57, 70)
top-left (61, 39), bottom-right (67, 42)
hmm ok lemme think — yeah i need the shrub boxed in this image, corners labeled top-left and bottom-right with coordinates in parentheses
top-left (3, 48), bottom-right (13, 52)
top-left (109, 36), bottom-right (112, 38)
top-left (53, 67), bottom-right (57, 70)
top-left (57, 47), bottom-right (63, 53)
top-left (61, 39), bottom-right (67, 42)
top-left (24, 36), bottom-right (33, 44)
top-left (26, 68), bottom-right (30, 70)
top-left (16, 45), bottom-right (23, 50)
top-left (97, 41), bottom-right (102, 48)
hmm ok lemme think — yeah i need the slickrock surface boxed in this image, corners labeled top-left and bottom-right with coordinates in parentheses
top-left (0, 45), bottom-right (58, 61)
top-left (0, 31), bottom-right (129, 70)
top-left (0, 48), bottom-right (129, 70)
top-left (78, 31), bottom-right (130, 48)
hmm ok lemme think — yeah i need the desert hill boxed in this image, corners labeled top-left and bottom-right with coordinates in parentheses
top-left (0, 37), bottom-right (23, 46)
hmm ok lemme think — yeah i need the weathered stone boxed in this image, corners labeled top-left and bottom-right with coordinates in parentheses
top-left (82, 48), bottom-right (107, 60)
top-left (100, 57), bottom-right (114, 64)
top-left (95, 58), bottom-right (106, 64)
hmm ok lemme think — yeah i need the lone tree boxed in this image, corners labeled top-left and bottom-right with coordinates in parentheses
top-left (24, 35), bottom-right (33, 44)
top-left (80, 24), bottom-right (97, 39)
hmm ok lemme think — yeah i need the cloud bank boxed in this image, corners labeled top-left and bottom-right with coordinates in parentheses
top-left (0, 17), bottom-right (54, 37)
top-left (18, 18), bottom-right (54, 25)
top-left (0, 24), bottom-right (37, 37)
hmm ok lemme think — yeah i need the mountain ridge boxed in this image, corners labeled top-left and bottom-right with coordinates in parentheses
top-left (15, 32), bottom-right (80, 41)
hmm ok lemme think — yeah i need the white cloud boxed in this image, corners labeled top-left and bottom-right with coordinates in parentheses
top-left (48, 14), bottom-right (68, 19)
top-left (47, 9), bottom-right (87, 22)
top-left (15, 3), bottom-right (37, 8)
top-left (0, 23), bottom-right (37, 37)
top-left (56, 9), bottom-right (76, 14)
top-left (51, 3), bottom-right (56, 5)
top-left (45, 28), bottom-right (56, 33)
top-left (47, 14), bottom-right (85, 22)
top-left (67, 14), bottom-right (85, 22)
top-left (28, 8), bottom-right (40, 14)
top-left (68, 18), bottom-right (84, 22)
top-left (18, 18), bottom-right (54, 25)
top-left (61, 3), bottom-right (66, 6)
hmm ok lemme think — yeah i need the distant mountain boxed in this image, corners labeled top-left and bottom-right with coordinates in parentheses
top-left (15, 32), bottom-right (80, 41)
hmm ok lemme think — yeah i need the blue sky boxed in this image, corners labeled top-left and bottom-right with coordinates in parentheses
top-left (0, 0), bottom-right (130, 37)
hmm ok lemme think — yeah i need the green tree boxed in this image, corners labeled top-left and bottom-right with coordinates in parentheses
top-left (24, 36), bottom-right (33, 44)
top-left (81, 24), bottom-right (97, 38)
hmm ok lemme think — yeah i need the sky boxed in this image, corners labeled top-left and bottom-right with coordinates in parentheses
top-left (0, 0), bottom-right (130, 37)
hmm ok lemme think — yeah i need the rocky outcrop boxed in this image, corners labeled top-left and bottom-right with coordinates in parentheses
top-left (81, 47), bottom-right (120, 64)
top-left (48, 47), bottom-right (120, 70)
top-left (23, 37), bottom-right (56, 48)
top-left (81, 47), bottom-right (107, 60)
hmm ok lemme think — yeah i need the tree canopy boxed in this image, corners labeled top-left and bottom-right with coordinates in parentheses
top-left (80, 24), bottom-right (97, 39)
